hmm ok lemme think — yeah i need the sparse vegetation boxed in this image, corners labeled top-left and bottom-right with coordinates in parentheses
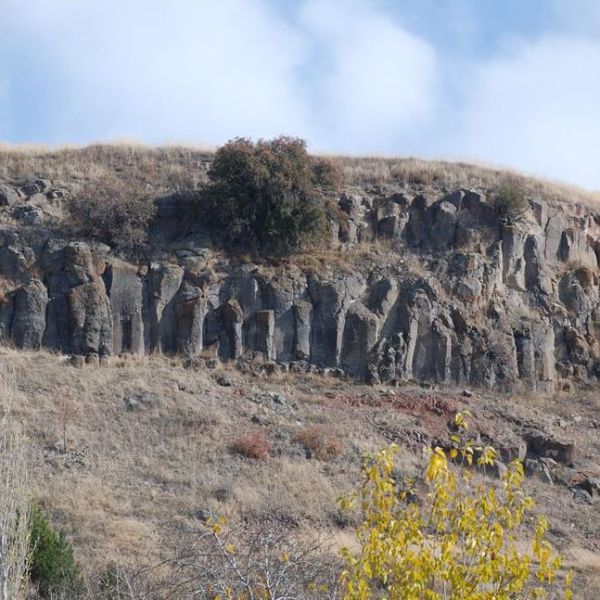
top-left (232, 430), bottom-right (271, 460)
top-left (295, 425), bottom-right (344, 461)
top-left (68, 176), bottom-right (156, 254)
top-left (0, 349), bottom-right (597, 596)
top-left (0, 144), bottom-right (598, 209)
top-left (493, 179), bottom-right (529, 224)
top-left (204, 136), bottom-right (337, 255)
top-left (0, 365), bottom-right (29, 600)
top-left (165, 517), bottom-right (342, 599)
top-left (0, 144), bottom-right (212, 192)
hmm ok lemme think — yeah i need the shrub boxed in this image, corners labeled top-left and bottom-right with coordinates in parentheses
top-left (232, 430), bottom-right (270, 460)
top-left (28, 504), bottom-right (83, 598)
top-left (295, 425), bottom-right (343, 461)
top-left (167, 517), bottom-right (342, 598)
top-left (311, 156), bottom-right (342, 191)
top-left (205, 136), bottom-right (338, 255)
top-left (572, 264), bottom-right (596, 289)
top-left (69, 176), bottom-right (156, 254)
top-left (493, 180), bottom-right (528, 224)
top-left (340, 412), bottom-right (572, 599)
top-left (95, 564), bottom-right (134, 600)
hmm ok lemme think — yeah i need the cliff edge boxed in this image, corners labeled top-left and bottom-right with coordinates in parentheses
top-left (1, 147), bottom-right (599, 392)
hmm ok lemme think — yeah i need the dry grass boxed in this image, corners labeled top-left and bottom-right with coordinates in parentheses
top-left (2, 346), bottom-right (599, 595)
top-left (333, 155), bottom-right (600, 207)
top-left (0, 144), bottom-right (598, 210)
top-left (295, 426), bottom-right (344, 461)
top-left (0, 144), bottom-right (213, 194)
top-left (2, 348), bottom-right (374, 575)
top-left (232, 430), bottom-right (271, 460)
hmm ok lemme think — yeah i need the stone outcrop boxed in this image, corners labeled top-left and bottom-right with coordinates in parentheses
top-left (1, 177), bottom-right (600, 391)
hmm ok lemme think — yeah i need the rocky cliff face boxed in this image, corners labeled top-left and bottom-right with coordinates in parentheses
top-left (1, 175), bottom-right (600, 391)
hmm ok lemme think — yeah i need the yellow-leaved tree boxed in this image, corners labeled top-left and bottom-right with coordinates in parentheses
top-left (340, 412), bottom-right (572, 600)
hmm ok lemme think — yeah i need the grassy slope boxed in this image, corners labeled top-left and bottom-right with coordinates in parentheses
top-left (4, 347), bottom-right (600, 595)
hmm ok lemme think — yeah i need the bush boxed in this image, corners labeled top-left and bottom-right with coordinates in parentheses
top-left (69, 176), bottom-right (156, 254)
top-left (29, 504), bottom-right (83, 598)
top-left (295, 425), bottom-right (343, 461)
top-left (205, 136), bottom-right (338, 255)
top-left (167, 517), bottom-right (342, 598)
top-left (340, 412), bottom-right (572, 599)
top-left (311, 156), bottom-right (342, 191)
top-left (232, 430), bottom-right (271, 460)
top-left (493, 180), bottom-right (528, 224)
top-left (95, 564), bottom-right (133, 600)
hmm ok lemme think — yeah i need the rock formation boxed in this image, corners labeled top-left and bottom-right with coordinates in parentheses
top-left (1, 175), bottom-right (600, 391)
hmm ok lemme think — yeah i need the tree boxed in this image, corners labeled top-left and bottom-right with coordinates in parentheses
top-left (206, 136), bottom-right (338, 255)
top-left (167, 517), bottom-right (342, 599)
top-left (0, 364), bottom-right (29, 600)
top-left (340, 412), bottom-right (572, 599)
top-left (28, 505), bottom-right (82, 598)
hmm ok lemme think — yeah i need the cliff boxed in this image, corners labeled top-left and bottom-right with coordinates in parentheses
top-left (1, 148), bottom-right (600, 392)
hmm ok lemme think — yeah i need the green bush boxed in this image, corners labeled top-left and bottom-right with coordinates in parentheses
top-left (205, 136), bottom-right (338, 255)
top-left (29, 504), bottom-right (83, 598)
top-left (493, 180), bottom-right (528, 224)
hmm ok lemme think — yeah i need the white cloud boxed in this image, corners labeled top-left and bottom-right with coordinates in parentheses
top-left (553, 0), bottom-right (600, 36)
top-left (299, 0), bottom-right (437, 152)
top-left (0, 0), bottom-right (437, 152)
top-left (0, 0), bottom-right (310, 143)
top-left (442, 35), bottom-right (600, 189)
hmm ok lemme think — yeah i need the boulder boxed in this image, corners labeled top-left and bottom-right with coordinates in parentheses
top-left (105, 262), bottom-right (145, 354)
top-left (525, 431), bottom-right (576, 466)
top-left (427, 200), bottom-right (457, 251)
top-left (11, 279), bottom-right (48, 349)
top-left (341, 302), bottom-right (379, 378)
top-left (0, 185), bottom-right (21, 207)
top-left (175, 282), bottom-right (207, 357)
top-left (20, 178), bottom-right (51, 196)
top-left (67, 278), bottom-right (112, 358)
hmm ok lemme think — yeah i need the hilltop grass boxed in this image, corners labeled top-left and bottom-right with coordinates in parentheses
top-left (0, 144), bottom-right (598, 209)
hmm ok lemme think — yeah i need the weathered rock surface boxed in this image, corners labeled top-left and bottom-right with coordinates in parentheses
top-left (1, 180), bottom-right (600, 391)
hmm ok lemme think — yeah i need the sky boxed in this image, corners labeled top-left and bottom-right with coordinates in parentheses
top-left (1, 0), bottom-right (599, 190)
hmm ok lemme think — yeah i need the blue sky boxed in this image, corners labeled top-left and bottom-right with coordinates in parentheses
top-left (1, 0), bottom-right (599, 189)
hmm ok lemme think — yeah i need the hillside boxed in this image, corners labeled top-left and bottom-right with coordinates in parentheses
top-left (5, 348), bottom-right (600, 596)
top-left (0, 145), bottom-right (599, 596)
top-left (1, 146), bottom-right (600, 390)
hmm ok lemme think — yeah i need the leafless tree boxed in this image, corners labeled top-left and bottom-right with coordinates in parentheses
top-left (0, 363), bottom-right (30, 600)
top-left (96, 516), bottom-right (344, 599)
top-left (164, 516), bottom-right (343, 600)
